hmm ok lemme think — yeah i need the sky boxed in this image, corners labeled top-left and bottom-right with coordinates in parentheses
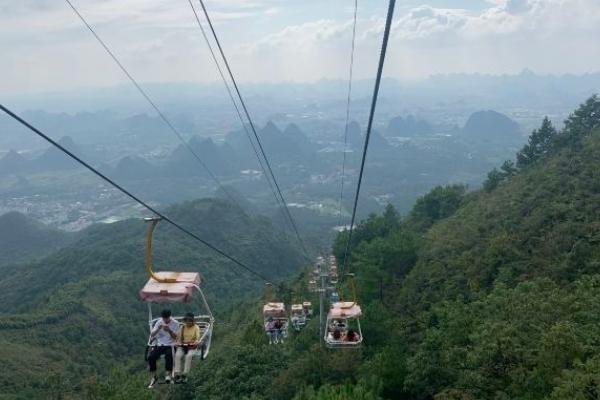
top-left (1, 0), bottom-right (600, 95)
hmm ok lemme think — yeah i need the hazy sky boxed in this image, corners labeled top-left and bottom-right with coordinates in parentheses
top-left (2, 0), bottom-right (599, 95)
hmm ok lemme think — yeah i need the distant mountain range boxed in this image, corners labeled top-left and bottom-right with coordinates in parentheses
top-left (0, 136), bottom-right (82, 175)
top-left (385, 115), bottom-right (435, 137)
top-left (1, 109), bottom-right (523, 185)
top-left (5, 70), bottom-right (599, 116)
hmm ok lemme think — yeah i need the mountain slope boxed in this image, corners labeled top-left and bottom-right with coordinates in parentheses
top-left (0, 198), bottom-right (306, 398)
top-left (0, 211), bottom-right (75, 266)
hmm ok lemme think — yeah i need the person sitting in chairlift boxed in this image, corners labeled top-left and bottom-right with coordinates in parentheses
top-left (332, 328), bottom-right (342, 341)
top-left (291, 314), bottom-right (301, 331)
top-left (266, 317), bottom-right (277, 345)
top-left (274, 319), bottom-right (284, 344)
top-left (174, 312), bottom-right (201, 383)
top-left (147, 309), bottom-right (179, 388)
top-left (344, 329), bottom-right (359, 342)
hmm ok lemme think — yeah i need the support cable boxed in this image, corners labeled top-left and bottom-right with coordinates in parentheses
top-left (0, 104), bottom-right (271, 282)
top-left (186, 0), bottom-right (292, 234)
top-left (337, 0), bottom-right (359, 227)
top-left (196, 0), bottom-right (310, 259)
top-left (340, 0), bottom-right (396, 277)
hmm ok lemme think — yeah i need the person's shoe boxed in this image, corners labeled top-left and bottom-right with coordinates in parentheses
top-left (174, 375), bottom-right (181, 384)
top-left (148, 376), bottom-right (158, 389)
top-left (182, 375), bottom-right (188, 384)
top-left (165, 374), bottom-right (173, 384)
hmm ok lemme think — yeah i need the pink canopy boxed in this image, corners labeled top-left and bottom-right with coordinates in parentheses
top-left (328, 302), bottom-right (362, 318)
top-left (139, 271), bottom-right (201, 303)
top-left (263, 302), bottom-right (286, 318)
top-left (291, 304), bottom-right (303, 312)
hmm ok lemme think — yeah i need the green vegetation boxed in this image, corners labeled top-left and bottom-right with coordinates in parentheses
top-left (1, 96), bottom-right (599, 399)
top-left (0, 198), bottom-right (305, 399)
top-left (0, 211), bottom-right (75, 266)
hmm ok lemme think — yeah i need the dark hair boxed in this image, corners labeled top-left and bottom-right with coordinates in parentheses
top-left (161, 309), bottom-right (172, 318)
top-left (184, 312), bottom-right (194, 321)
top-left (347, 329), bottom-right (356, 341)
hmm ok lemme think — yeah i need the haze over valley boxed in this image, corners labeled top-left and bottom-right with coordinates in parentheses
top-left (3, 71), bottom-right (598, 232)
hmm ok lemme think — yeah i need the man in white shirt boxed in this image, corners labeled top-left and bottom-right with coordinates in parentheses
top-left (147, 309), bottom-right (180, 388)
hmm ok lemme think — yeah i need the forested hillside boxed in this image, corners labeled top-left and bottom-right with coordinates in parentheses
top-left (0, 198), bottom-right (305, 399)
top-left (0, 211), bottom-right (75, 266)
top-left (1, 96), bottom-right (599, 400)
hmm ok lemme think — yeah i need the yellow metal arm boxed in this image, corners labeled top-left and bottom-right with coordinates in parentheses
top-left (145, 218), bottom-right (177, 283)
top-left (339, 273), bottom-right (357, 308)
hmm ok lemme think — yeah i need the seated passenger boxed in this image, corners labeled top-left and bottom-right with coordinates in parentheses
top-left (344, 329), bottom-right (359, 342)
top-left (332, 328), bottom-right (342, 341)
top-left (174, 312), bottom-right (201, 383)
top-left (274, 319), bottom-right (284, 344)
top-left (266, 317), bottom-right (277, 344)
top-left (291, 315), bottom-right (301, 331)
top-left (147, 309), bottom-right (179, 388)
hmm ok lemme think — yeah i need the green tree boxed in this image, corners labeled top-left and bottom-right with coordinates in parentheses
top-left (516, 117), bottom-right (558, 168)
top-left (563, 94), bottom-right (600, 137)
top-left (408, 185), bottom-right (467, 231)
top-left (483, 167), bottom-right (504, 191)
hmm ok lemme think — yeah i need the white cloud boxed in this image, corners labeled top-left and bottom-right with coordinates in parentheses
top-left (237, 0), bottom-right (600, 80)
top-left (1, 0), bottom-right (599, 93)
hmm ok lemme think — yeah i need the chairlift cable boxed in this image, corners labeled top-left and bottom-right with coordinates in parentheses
top-left (337, 0), bottom-right (359, 227)
top-left (63, 0), bottom-right (239, 207)
top-left (196, 0), bottom-right (311, 260)
top-left (340, 0), bottom-right (396, 278)
top-left (0, 104), bottom-right (271, 283)
top-left (186, 0), bottom-right (294, 236)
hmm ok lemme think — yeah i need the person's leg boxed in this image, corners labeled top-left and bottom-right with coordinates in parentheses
top-left (174, 347), bottom-right (184, 377)
top-left (164, 346), bottom-right (174, 381)
top-left (147, 348), bottom-right (160, 387)
top-left (183, 350), bottom-right (194, 375)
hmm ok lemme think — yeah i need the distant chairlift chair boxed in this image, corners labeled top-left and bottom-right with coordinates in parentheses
top-left (263, 302), bottom-right (288, 344)
top-left (290, 304), bottom-right (306, 331)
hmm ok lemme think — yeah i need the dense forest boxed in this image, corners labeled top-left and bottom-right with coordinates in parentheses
top-left (1, 96), bottom-right (599, 399)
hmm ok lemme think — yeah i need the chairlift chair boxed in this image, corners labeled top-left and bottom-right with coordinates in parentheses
top-left (140, 218), bottom-right (214, 359)
top-left (290, 304), bottom-right (306, 331)
top-left (302, 301), bottom-right (313, 318)
top-left (263, 302), bottom-right (288, 343)
top-left (324, 301), bottom-right (363, 349)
